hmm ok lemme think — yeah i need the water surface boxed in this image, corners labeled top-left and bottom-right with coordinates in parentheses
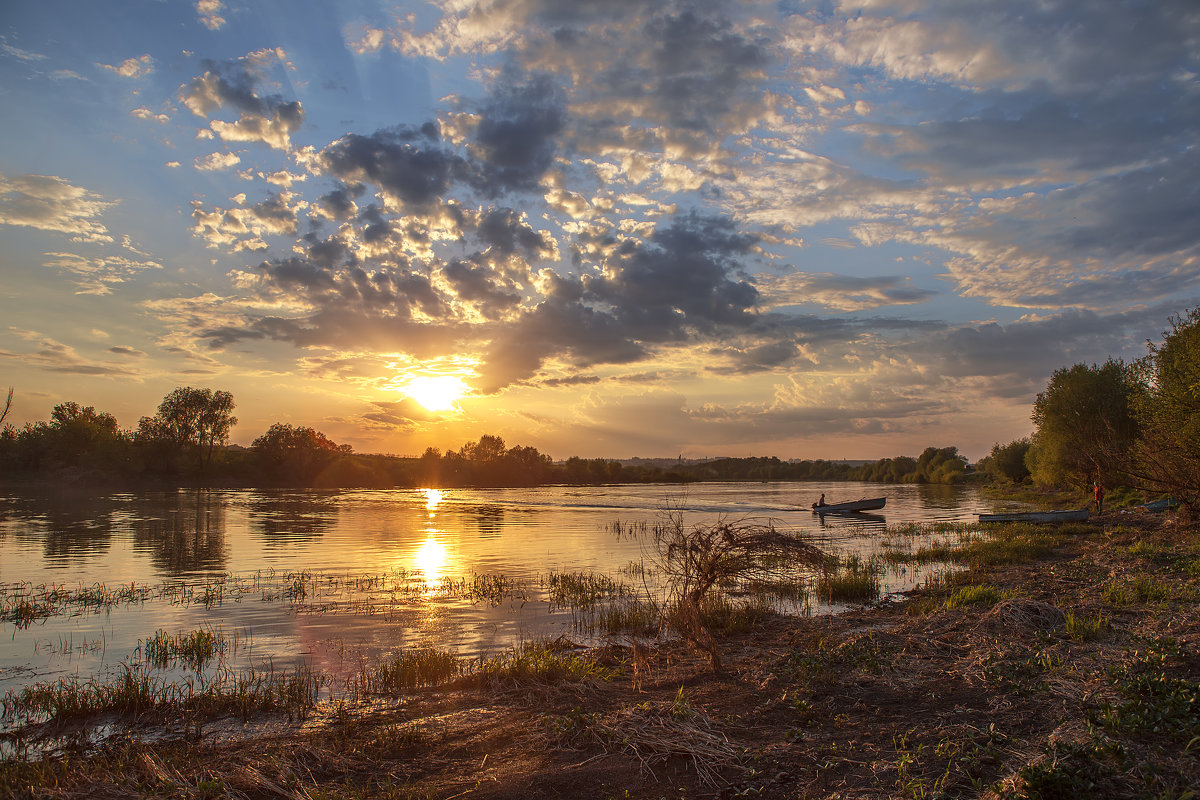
top-left (1, 482), bottom-right (996, 701)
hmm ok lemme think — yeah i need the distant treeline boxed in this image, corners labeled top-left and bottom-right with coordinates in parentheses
top-left (0, 387), bottom-right (972, 489)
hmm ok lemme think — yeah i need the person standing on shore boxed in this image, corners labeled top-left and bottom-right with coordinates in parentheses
top-left (1094, 481), bottom-right (1105, 515)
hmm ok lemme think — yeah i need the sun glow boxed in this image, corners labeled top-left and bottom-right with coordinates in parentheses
top-left (404, 375), bottom-right (468, 411)
top-left (413, 535), bottom-right (448, 586)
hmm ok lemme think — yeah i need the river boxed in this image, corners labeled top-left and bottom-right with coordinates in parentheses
top-left (0, 481), bottom-right (998, 702)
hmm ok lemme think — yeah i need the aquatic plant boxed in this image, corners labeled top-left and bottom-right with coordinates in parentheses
top-left (355, 648), bottom-right (462, 695)
top-left (648, 511), bottom-right (827, 672)
top-left (817, 554), bottom-right (882, 603)
top-left (478, 638), bottom-right (615, 684)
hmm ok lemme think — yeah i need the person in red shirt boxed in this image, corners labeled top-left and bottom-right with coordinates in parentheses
top-left (1094, 481), bottom-right (1105, 515)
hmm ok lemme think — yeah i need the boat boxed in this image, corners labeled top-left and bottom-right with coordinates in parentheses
top-left (812, 497), bottom-right (886, 513)
top-left (977, 509), bottom-right (1089, 523)
top-left (1127, 498), bottom-right (1179, 513)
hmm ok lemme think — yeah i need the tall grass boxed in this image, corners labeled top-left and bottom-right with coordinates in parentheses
top-left (354, 648), bottom-right (462, 695)
top-left (478, 639), bottom-right (615, 684)
top-left (817, 555), bottom-right (882, 603)
top-left (2, 662), bottom-right (324, 726)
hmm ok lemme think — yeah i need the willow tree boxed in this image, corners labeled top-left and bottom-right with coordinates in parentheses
top-left (1132, 308), bottom-right (1200, 514)
top-left (1028, 359), bottom-right (1138, 490)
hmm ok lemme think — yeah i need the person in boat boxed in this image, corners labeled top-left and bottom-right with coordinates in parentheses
top-left (812, 493), bottom-right (826, 509)
top-left (1094, 481), bottom-right (1104, 515)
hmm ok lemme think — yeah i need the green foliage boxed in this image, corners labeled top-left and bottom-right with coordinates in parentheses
top-left (479, 639), bottom-right (614, 683)
top-left (1133, 306), bottom-right (1200, 514)
top-left (428, 434), bottom-right (554, 486)
top-left (978, 438), bottom-right (1032, 483)
top-left (944, 584), bottom-right (1006, 608)
top-left (252, 423), bottom-right (350, 486)
top-left (817, 554), bottom-right (882, 603)
top-left (1030, 359), bottom-right (1138, 491)
top-left (849, 446), bottom-right (968, 484)
top-left (136, 386), bottom-right (237, 475)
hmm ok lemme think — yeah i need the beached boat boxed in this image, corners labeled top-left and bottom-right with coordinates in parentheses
top-left (978, 509), bottom-right (1089, 523)
top-left (812, 497), bottom-right (886, 513)
top-left (1127, 498), bottom-right (1179, 513)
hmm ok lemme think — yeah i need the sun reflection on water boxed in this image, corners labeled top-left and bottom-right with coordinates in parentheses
top-left (413, 534), bottom-right (448, 587)
top-left (422, 488), bottom-right (444, 511)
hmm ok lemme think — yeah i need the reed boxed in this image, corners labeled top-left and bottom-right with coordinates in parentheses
top-left (1, 662), bottom-right (324, 727)
top-left (817, 554), bottom-right (882, 603)
top-left (358, 648), bottom-right (462, 695)
top-left (479, 639), bottom-right (615, 684)
top-left (139, 627), bottom-right (224, 670)
top-left (544, 570), bottom-right (628, 609)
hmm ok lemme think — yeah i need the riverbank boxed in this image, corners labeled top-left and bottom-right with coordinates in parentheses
top-left (4, 512), bottom-right (1198, 799)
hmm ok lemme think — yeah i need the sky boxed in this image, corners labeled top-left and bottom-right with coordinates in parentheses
top-left (1, 0), bottom-right (1198, 462)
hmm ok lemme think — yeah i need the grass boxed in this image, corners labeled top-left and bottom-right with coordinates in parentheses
top-left (817, 554), bottom-right (881, 603)
top-left (1064, 610), bottom-right (1108, 642)
top-left (478, 638), bottom-right (617, 684)
top-left (1, 661), bottom-right (325, 727)
top-left (140, 627), bottom-right (224, 670)
top-left (943, 584), bottom-right (1007, 609)
top-left (353, 648), bottom-right (463, 696)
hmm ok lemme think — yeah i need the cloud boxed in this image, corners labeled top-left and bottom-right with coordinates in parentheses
top-left (345, 24), bottom-right (386, 55)
top-left (1, 41), bottom-right (47, 62)
top-left (107, 346), bottom-right (147, 358)
top-left (318, 123), bottom-right (464, 209)
top-left (757, 272), bottom-right (938, 311)
top-left (99, 54), bottom-right (153, 79)
top-left (190, 192), bottom-right (305, 250)
top-left (469, 70), bottom-right (566, 193)
top-left (473, 211), bottom-right (763, 391)
top-left (131, 107), bottom-right (170, 123)
top-left (196, 0), bottom-right (226, 31)
top-left (0, 330), bottom-right (142, 378)
top-left (179, 50), bottom-right (303, 150)
top-left (194, 151), bottom-right (242, 171)
top-left (42, 251), bottom-right (163, 295)
top-left (0, 173), bottom-right (113, 243)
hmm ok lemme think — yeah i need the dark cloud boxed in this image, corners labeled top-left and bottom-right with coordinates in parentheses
top-left (471, 71), bottom-right (566, 193)
top-left (476, 207), bottom-right (553, 256)
top-left (442, 257), bottom-right (522, 319)
top-left (320, 124), bottom-right (465, 209)
top-left (316, 185), bottom-right (362, 221)
top-left (474, 211), bottom-right (761, 390)
top-left (591, 211), bottom-right (759, 331)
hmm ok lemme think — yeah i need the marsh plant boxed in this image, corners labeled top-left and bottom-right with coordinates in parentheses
top-left (817, 554), bottom-right (883, 603)
top-left (647, 510), bottom-right (827, 672)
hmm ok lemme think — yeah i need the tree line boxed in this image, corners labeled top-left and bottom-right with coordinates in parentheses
top-left (1, 384), bottom-right (973, 489)
top-left (976, 307), bottom-right (1200, 515)
top-left (19, 304), bottom-right (1194, 497)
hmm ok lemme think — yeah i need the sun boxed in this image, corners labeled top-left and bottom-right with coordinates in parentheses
top-left (404, 375), bottom-right (468, 411)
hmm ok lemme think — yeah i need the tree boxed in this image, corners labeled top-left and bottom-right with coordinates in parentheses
top-left (979, 438), bottom-right (1032, 484)
top-left (0, 387), bottom-right (11, 426)
top-left (252, 423), bottom-right (349, 486)
top-left (1029, 360), bottom-right (1138, 491)
top-left (141, 387), bottom-right (237, 473)
top-left (1132, 308), bottom-right (1200, 515)
top-left (45, 401), bottom-right (123, 468)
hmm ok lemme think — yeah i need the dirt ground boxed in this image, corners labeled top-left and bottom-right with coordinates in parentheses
top-left (5, 512), bottom-right (1199, 799)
